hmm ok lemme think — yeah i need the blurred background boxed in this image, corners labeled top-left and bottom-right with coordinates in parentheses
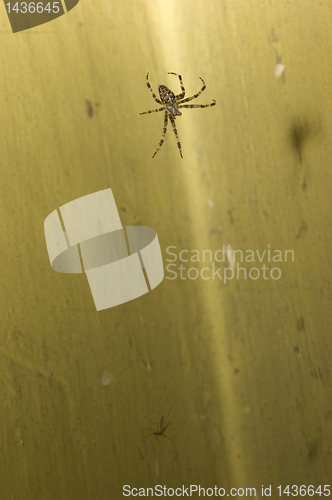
top-left (0, 0), bottom-right (332, 497)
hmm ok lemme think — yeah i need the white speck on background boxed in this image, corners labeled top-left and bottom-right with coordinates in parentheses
top-left (226, 245), bottom-right (236, 270)
top-left (101, 371), bottom-right (114, 386)
top-left (274, 63), bottom-right (285, 78)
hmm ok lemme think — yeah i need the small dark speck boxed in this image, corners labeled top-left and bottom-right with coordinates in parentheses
top-left (296, 220), bottom-right (307, 239)
top-left (311, 367), bottom-right (323, 380)
top-left (296, 317), bottom-right (305, 331)
top-left (234, 368), bottom-right (239, 374)
top-left (325, 410), bottom-right (332, 421)
top-left (270, 28), bottom-right (279, 43)
top-left (307, 439), bottom-right (320, 462)
top-left (86, 99), bottom-right (94, 118)
top-left (228, 209), bottom-right (235, 224)
top-left (293, 345), bottom-right (301, 356)
top-left (290, 121), bottom-right (311, 163)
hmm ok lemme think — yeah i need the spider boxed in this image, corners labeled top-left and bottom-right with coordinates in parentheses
top-left (144, 403), bottom-right (177, 460)
top-left (140, 72), bottom-right (216, 158)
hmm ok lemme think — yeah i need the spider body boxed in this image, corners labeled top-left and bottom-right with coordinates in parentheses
top-left (158, 85), bottom-right (181, 116)
top-left (152, 415), bottom-right (170, 438)
top-left (140, 72), bottom-right (216, 158)
top-left (144, 403), bottom-right (177, 460)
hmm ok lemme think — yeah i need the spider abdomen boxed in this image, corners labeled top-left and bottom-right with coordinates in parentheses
top-left (158, 84), bottom-right (175, 103)
top-left (158, 85), bottom-right (181, 116)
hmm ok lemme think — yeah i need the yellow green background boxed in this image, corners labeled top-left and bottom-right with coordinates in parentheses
top-left (1, 0), bottom-right (332, 497)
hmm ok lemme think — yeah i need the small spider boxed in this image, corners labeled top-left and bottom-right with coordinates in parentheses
top-left (144, 403), bottom-right (177, 460)
top-left (140, 72), bottom-right (216, 158)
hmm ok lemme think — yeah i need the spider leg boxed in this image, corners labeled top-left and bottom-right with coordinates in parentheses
top-left (145, 432), bottom-right (155, 439)
top-left (168, 72), bottom-right (185, 100)
top-left (178, 100), bottom-right (216, 109)
top-left (169, 115), bottom-right (183, 158)
top-left (163, 434), bottom-right (178, 461)
top-left (152, 112), bottom-right (169, 158)
top-left (164, 403), bottom-right (176, 423)
top-left (145, 73), bottom-right (163, 105)
top-left (178, 77), bottom-right (207, 104)
top-left (140, 107), bottom-right (165, 115)
top-left (144, 416), bottom-right (159, 426)
top-left (163, 421), bottom-right (171, 433)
